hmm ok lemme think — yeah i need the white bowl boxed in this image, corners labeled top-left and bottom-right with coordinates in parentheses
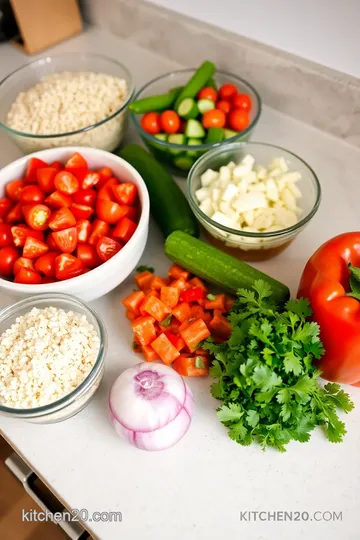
top-left (0, 147), bottom-right (150, 301)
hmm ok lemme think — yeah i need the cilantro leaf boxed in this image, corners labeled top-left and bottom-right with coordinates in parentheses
top-left (217, 403), bottom-right (243, 423)
top-left (252, 365), bottom-right (282, 392)
top-left (283, 350), bottom-right (303, 376)
top-left (246, 410), bottom-right (259, 427)
top-left (136, 265), bottom-right (154, 273)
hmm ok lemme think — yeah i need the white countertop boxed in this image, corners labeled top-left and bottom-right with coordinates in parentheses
top-left (1, 27), bottom-right (360, 540)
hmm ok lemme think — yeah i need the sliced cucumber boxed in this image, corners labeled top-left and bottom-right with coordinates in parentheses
top-left (224, 129), bottom-right (239, 139)
top-left (205, 127), bottom-right (225, 144)
top-left (197, 99), bottom-right (215, 114)
top-left (177, 98), bottom-right (199, 119)
top-left (154, 133), bottom-right (168, 142)
top-left (168, 134), bottom-right (187, 155)
top-left (173, 155), bottom-right (195, 171)
top-left (185, 119), bottom-right (205, 138)
top-left (187, 138), bottom-right (203, 158)
top-left (174, 61), bottom-right (216, 110)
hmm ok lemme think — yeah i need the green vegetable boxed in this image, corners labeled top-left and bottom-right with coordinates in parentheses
top-left (207, 293), bottom-right (216, 301)
top-left (205, 127), bottom-right (225, 144)
top-left (160, 314), bottom-right (172, 327)
top-left (132, 340), bottom-right (140, 351)
top-left (346, 263), bottom-right (360, 300)
top-left (204, 280), bottom-right (354, 452)
top-left (173, 155), bottom-right (195, 171)
top-left (185, 119), bottom-right (205, 138)
top-left (129, 86), bottom-right (182, 114)
top-left (154, 133), bottom-right (168, 142)
top-left (174, 61), bottom-right (216, 110)
top-left (186, 138), bottom-right (203, 158)
top-left (197, 99), bottom-right (215, 114)
top-left (164, 231), bottom-right (290, 306)
top-left (136, 265), bottom-right (154, 273)
top-left (224, 129), bottom-right (239, 139)
top-left (177, 98), bottom-right (199, 119)
top-left (168, 134), bottom-right (186, 155)
top-left (207, 77), bottom-right (217, 90)
top-left (119, 145), bottom-right (199, 238)
top-left (195, 356), bottom-right (205, 369)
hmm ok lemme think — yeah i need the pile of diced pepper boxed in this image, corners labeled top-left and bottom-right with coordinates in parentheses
top-left (122, 264), bottom-right (234, 376)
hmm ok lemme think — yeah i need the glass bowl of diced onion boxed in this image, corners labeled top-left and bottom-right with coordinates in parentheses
top-left (187, 141), bottom-right (321, 261)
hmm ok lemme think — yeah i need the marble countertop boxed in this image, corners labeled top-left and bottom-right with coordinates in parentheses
top-left (1, 27), bottom-right (360, 540)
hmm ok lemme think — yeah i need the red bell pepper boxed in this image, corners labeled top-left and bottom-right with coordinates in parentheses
top-left (298, 232), bottom-right (360, 385)
top-left (180, 287), bottom-right (204, 303)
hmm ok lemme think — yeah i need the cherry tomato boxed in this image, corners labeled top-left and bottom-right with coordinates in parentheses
top-left (45, 191), bottom-right (72, 209)
top-left (13, 257), bottom-right (35, 275)
top-left (46, 232), bottom-right (60, 251)
top-left (22, 204), bottom-right (51, 231)
top-left (0, 224), bottom-right (13, 247)
top-left (232, 93), bottom-right (252, 112)
top-left (0, 246), bottom-right (19, 277)
top-left (81, 171), bottom-right (100, 190)
top-left (25, 158), bottom-right (47, 184)
top-left (96, 199), bottom-right (124, 224)
top-left (48, 207), bottom-right (76, 232)
top-left (141, 112), bottom-right (161, 135)
top-left (34, 252), bottom-right (58, 277)
top-left (216, 100), bottom-right (231, 114)
top-left (228, 109), bottom-right (250, 132)
top-left (6, 179), bottom-right (24, 202)
top-left (112, 217), bottom-right (137, 243)
top-left (14, 268), bottom-right (42, 284)
top-left (96, 236), bottom-right (121, 262)
top-left (219, 83), bottom-right (238, 100)
top-left (197, 87), bottom-right (218, 101)
top-left (5, 203), bottom-right (23, 224)
top-left (11, 225), bottom-right (44, 247)
top-left (54, 171), bottom-right (79, 195)
top-left (36, 167), bottom-right (57, 193)
top-left (98, 178), bottom-right (118, 201)
top-left (23, 236), bottom-right (49, 259)
top-left (0, 198), bottom-right (12, 218)
top-left (112, 183), bottom-right (138, 205)
top-left (76, 220), bottom-right (92, 244)
top-left (202, 109), bottom-right (226, 129)
top-left (77, 243), bottom-right (100, 268)
top-left (96, 167), bottom-right (113, 189)
top-left (73, 189), bottom-right (97, 207)
top-left (20, 185), bottom-right (45, 205)
top-left (52, 227), bottom-right (77, 253)
top-left (160, 110), bottom-right (181, 134)
top-left (42, 276), bottom-right (56, 284)
top-left (65, 152), bottom-right (88, 173)
top-left (71, 204), bottom-right (94, 220)
top-left (55, 253), bottom-right (84, 281)
top-left (88, 220), bottom-right (110, 246)
top-left (179, 120), bottom-right (187, 134)
top-left (50, 161), bottom-right (62, 172)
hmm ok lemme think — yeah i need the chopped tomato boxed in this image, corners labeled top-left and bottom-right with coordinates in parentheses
top-left (6, 203), bottom-right (23, 223)
top-left (71, 203), bottom-right (94, 220)
top-left (112, 217), bottom-right (137, 242)
top-left (180, 318), bottom-right (211, 351)
top-left (210, 310), bottom-right (232, 339)
top-left (172, 302), bottom-right (192, 323)
top-left (160, 286), bottom-right (180, 309)
top-left (6, 179), bottom-right (24, 202)
top-left (88, 220), bottom-right (110, 246)
top-left (180, 287), bottom-right (204, 303)
top-left (23, 236), bottom-right (49, 259)
top-left (96, 236), bottom-right (121, 262)
top-left (122, 290), bottom-right (146, 314)
top-left (54, 171), bottom-right (79, 195)
top-left (80, 171), bottom-right (99, 190)
top-left (55, 253), bottom-right (84, 281)
top-left (34, 252), bottom-right (58, 277)
top-left (76, 243), bottom-right (100, 268)
top-left (164, 331), bottom-right (185, 351)
top-left (65, 152), bottom-right (87, 173)
top-left (22, 204), bottom-right (50, 231)
top-left (225, 295), bottom-right (235, 312)
top-left (191, 305), bottom-right (212, 324)
top-left (11, 225), bottom-right (44, 247)
top-left (73, 189), bottom-right (97, 207)
top-left (204, 294), bottom-right (226, 312)
top-left (0, 246), bottom-right (18, 277)
top-left (25, 158), bottom-right (47, 183)
top-left (141, 295), bottom-right (170, 322)
top-left (14, 267), bottom-right (42, 284)
top-left (50, 161), bottom-right (62, 172)
top-left (172, 355), bottom-right (209, 377)
top-left (168, 264), bottom-right (190, 281)
top-left (150, 333), bottom-right (180, 365)
top-left (96, 167), bottom-right (113, 189)
top-left (19, 185), bottom-right (45, 205)
top-left (52, 226), bottom-right (77, 253)
top-left (96, 199), bottom-right (124, 224)
top-left (98, 178), bottom-right (118, 201)
top-left (48, 207), bottom-right (76, 231)
top-left (42, 276), bottom-right (56, 284)
top-left (131, 315), bottom-right (157, 346)
top-left (0, 198), bottom-right (12, 218)
top-left (46, 232), bottom-right (60, 251)
top-left (45, 191), bottom-right (72, 208)
top-left (13, 257), bottom-right (35, 275)
top-left (0, 224), bottom-right (13, 248)
top-left (36, 167), bottom-right (57, 193)
top-left (135, 270), bottom-right (154, 290)
top-left (76, 219), bottom-right (92, 243)
top-left (149, 275), bottom-right (168, 290)
top-left (112, 183), bottom-right (138, 205)
top-left (142, 345), bottom-right (159, 362)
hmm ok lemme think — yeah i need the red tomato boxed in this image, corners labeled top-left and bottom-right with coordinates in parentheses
top-left (13, 257), bottom-right (35, 275)
top-left (219, 83), bottom-right (238, 100)
top-left (0, 224), bottom-right (13, 247)
top-left (160, 110), bottom-right (181, 134)
top-left (22, 204), bottom-right (51, 231)
top-left (25, 158), bottom-right (47, 184)
top-left (54, 171), bottom-right (79, 195)
top-left (76, 220), bottom-right (92, 244)
top-left (232, 93), bottom-right (252, 112)
top-left (98, 178), bottom-right (118, 201)
top-left (55, 253), bottom-right (84, 281)
top-left (50, 161), bottom-right (62, 172)
top-left (228, 109), bottom-right (250, 132)
top-left (11, 225), bottom-right (44, 247)
top-left (77, 243), bottom-right (100, 268)
top-left (96, 236), bottom-right (121, 262)
top-left (71, 204), bottom-right (93, 220)
top-left (49, 207), bottom-right (76, 231)
top-left (45, 191), bottom-right (72, 209)
top-left (81, 171), bottom-right (100, 190)
top-left (112, 183), bottom-right (138, 205)
top-left (96, 167), bottom-right (113, 189)
top-left (202, 109), bottom-right (226, 129)
top-left (6, 179), bottom-right (24, 202)
top-left (5, 203), bottom-right (23, 223)
top-left (20, 185), bottom-right (45, 205)
top-left (36, 167), bottom-right (57, 193)
top-left (112, 217), bottom-right (137, 243)
top-left (46, 232), bottom-right (59, 251)
top-left (42, 276), bottom-right (56, 284)
top-left (96, 199), bottom-right (124, 224)
top-left (0, 246), bottom-right (19, 277)
top-left (141, 112), bottom-right (161, 135)
top-left (216, 100), bottom-right (231, 114)
top-left (179, 120), bottom-right (186, 134)
top-left (88, 220), bottom-right (110, 246)
top-left (0, 198), bottom-right (12, 218)
top-left (73, 189), bottom-right (97, 207)
top-left (197, 87), bottom-right (218, 101)
top-left (23, 236), bottom-right (49, 259)
top-left (14, 268), bottom-right (42, 284)
top-left (65, 152), bottom-right (88, 173)
top-left (34, 252), bottom-right (58, 277)
top-left (52, 227), bottom-right (77, 253)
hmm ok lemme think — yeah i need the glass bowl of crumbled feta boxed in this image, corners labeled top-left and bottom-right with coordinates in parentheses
top-left (0, 53), bottom-right (134, 154)
top-left (187, 141), bottom-right (321, 261)
top-left (0, 293), bottom-right (107, 423)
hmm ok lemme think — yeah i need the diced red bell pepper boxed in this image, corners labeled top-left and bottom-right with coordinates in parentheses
top-left (172, 354), bottom-right (209, 377)
top-left (172, 302), bottom-right (192, 323)
top-left (168, 264), bottom-right (190, 281)
top-left (131, 315), bottom-right (157, 346)
top-left (160, 286), bottom-right (180, 309)
top-left (164, 331), bottom-right (185, 351)
top-left (180, 318), bottom-right (211, 351)
top-left (141, 295), bottom-right (170, 322)
top-left (150, 333), bottom-right (180, 365)
top-left (204, 294), bottom-right (226, 312)
top-left (122, 290), bottom-right (146, 314)
top-left (180, 287), bottom-right (204, 303)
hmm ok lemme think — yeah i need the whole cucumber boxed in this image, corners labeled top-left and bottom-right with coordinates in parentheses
top-left (118, 145), bottom-right (199, 238)
top-left (174, 61), bottom-right (216, 110)
top-left (129, 86), bottom-right (183, 114)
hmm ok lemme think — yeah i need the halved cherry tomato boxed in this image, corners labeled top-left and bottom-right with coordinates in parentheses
top-left (6, 179), bottom-right (24, 202)
top-left (19, 185), bottom-right (45, 205)
top-left (141, 112), bottom-right (161, 135)
top-left (48, 207), bottom-right (76, 231)
top-left (65, 152), bottom-right (87, 173)
top-left (6, 203), bottom-right (23, 223)
top-left (112, 217), bottom-right (137, 242)
top-left (71, 203), bottom-right (93, 220)
top-left (232, 93), bottom-right (252, 112)
top-left (98, 178), bottom-right (118, 201)
top-left (11, 225), bottom-right (44, 247)
top-left (216, 100), bottom-right (231, 114)
top-left (45, 191), bottom-right (72, 209)
top-left (50, 161), bottom-right (62, 172)
top-left (23, 236), bottom-right (49, 259)
top-left (54, 171), bottom-right (79, 195)
top-left (55, 253), bottom-right (84, 281)
top-left (228, 109), bottom-right (250, 132)
top-left (77, 243), bottom-right (100, 268)
top-left (76, 219), bottom-right (92, 243)
top-left (46, 232), bottom-right (59, 251)
top-left (52, 227), bottom-right (77, 253)
top-left (202, 109), bottom-right (226, 129)
top-left (0, 246), bottom-right (19, 277)
top-left (42, 276), bottom-right (56, 284)
top-left (197, 87), bottom-right (218, 101)
top-left (0, 224), bottom-right (13, 247)
top-left (13, 257), bottom-right (35, 275)
top-left (36, 167), bottom-right (57, 193)
top-left (25, 158), bottom-right (47, 183)
top-left (96, 199), bottom-right (124, 224)
top-left (88, 220), bottom-right (110, 246)
top-left (14, 267), bottom-right (42, 284)
top-left (160, 110), bottom-right (181, 134)
top-left (73, 189), bottom-right (97, 207)
top-left (81, 171), bottom-right (100, 190)
top-left (34, 252), bottom-right (58, 277)
top-left (96, 167), bottom-right (113, 189)
top-left (219, 83), bottom-right (237, 100)
top-left (112, 183), bottom-right (138, 205)
top-left (22, 204), bottom-right (50, 231)
top-left (0, 198), bottom-right (12, 218)
top-left (96, 236), bottom-right (121, 262)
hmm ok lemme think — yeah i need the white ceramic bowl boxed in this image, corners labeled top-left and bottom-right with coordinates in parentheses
top-left (0, 147), bottom-right (150, 301)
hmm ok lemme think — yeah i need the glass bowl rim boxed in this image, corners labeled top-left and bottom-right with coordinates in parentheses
top-left (0, 293), bottom-right (106, 417)
top-left (0, 52), bottom-right (135, 139)
top-left (130, 67), bottom-right (262, 151)
top-left (186, 140), bottom-right (322, 238)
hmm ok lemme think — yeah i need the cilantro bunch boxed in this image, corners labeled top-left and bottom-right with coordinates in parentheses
top-left (204, 280), bottom-right (354, 452)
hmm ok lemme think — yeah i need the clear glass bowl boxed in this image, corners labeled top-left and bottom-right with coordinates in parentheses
top-left (0, 293), bottom-right (107, 424)
top-left (130, 68), bottom-right (261, 176)
top-left (187, 141), bottom-right (321, 261)
top-left (0, 53), bottom-right (134, 154)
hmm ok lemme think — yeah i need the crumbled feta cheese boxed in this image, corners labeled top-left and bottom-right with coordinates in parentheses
top-left (200, 168), bottom-right (218, 187)
top-left (195, 187), bottom-right (209, 203)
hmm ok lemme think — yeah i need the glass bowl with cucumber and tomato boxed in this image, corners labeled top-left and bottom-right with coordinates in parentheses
top-left (129, 61), bottom-right (261, 175)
